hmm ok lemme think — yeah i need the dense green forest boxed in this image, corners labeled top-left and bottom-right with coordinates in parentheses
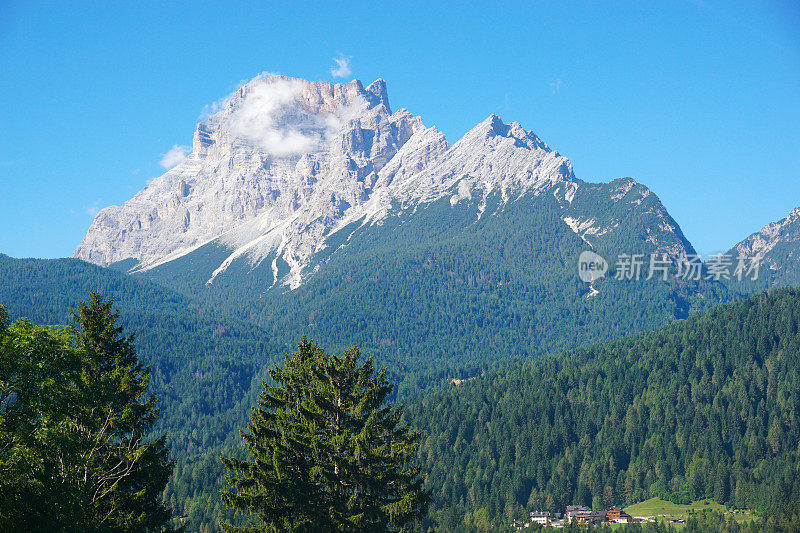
top-left (0, 294), bottom-right (174, 531)
top-left (140, 187), bottom-right (735, 399)
top-left (0, 203), bottom-right (787, 533)
top-left (405, 289), bottom-right (800, 530)
top-left (3, 283), bottom-right (798, 531)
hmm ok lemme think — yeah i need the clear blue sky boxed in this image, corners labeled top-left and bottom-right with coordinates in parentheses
top-left (1, 0), bottom-right (798, 259)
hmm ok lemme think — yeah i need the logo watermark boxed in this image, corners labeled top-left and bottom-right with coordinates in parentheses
top-left (577, 252), bottom-right (761, 282)
top-left (578, 251), bottom-right (609, 282)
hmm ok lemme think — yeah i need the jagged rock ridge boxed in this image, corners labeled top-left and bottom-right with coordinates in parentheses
top-left (729, 206), bottom-right (800, 287)
top-left (74, 75), bottom-right (692, 288)
top-left (732, 207), bottom-right (800, 264)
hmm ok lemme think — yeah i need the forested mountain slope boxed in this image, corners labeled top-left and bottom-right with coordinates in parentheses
top-left (0, 230), bottom-right (730, 533)
top-left (139, 182), bottom-right (731, 399)
top-left (0, 247), bottom-right (732, 531)
top-left (405, 289), bottom-right (800, 530)
top-left (70, 75), bottom-right (733, 400)
top-left (0, 254), bottom-right (282, 526)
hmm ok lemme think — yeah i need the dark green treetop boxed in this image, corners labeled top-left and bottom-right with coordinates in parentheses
top-left (221, 338), bottom-right (429, 532)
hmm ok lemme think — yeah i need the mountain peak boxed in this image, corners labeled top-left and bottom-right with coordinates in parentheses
top-left (732, 205), bottom-right (800, 264)
top-left (465, 114), bottom-right (549, 152)
top-left (74, 74), bottom-right (582, 276)
top-left (74, 73), bottom-right (690, 293)
top-left (365, 78), bottom-right (390, 112)
top-left (471, 114), bottom-right (507, 136)
top-left (74, 73), bottom-right (438, 272)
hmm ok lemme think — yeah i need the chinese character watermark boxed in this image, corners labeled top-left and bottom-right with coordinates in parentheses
top-left (577, 252), bottom-right (761, 282)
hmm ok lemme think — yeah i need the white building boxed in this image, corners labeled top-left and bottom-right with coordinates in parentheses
top-left (529, 511), bottom-right (551, 525)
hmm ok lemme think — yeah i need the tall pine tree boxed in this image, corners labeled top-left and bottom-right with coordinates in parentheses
top-left (221, 338), bottom-right (429, 532)
top-left (69, 292), bottom-right (174, 530)
top-left (0, 293), bottom-right (174, 531)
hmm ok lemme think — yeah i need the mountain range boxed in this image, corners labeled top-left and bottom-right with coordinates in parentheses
top-left (74, 75), bottom-right (693, 290)
top-left (66, 75), bottom-right (799, 392)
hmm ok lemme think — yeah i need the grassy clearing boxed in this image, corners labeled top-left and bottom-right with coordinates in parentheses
top-left (624, 497), bottom-right (759, 525)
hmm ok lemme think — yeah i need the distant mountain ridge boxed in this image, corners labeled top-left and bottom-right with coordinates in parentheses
top-left (73, 75), bottom-right (694, 292)
top-left (729, 206), bottom-right (800, 289)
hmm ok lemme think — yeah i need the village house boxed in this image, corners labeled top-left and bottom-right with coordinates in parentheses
top-left (509, 518), bottom-right (525, 530)
top-left (583, 510), bottom-right (607, 524)
top-left (606, 506), bottom-right (634, 523)
top-left (564, 505), bottom-right (587, 522)
top-left (564, 505), bottom-right (606, 523)
top-left (529, 511), bottom-right (552, 526)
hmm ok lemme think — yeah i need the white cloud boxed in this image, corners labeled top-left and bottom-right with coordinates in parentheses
top-left (159, 145), bottom-right (190, 169)
top-left (226, 77), bottom-right (367, 158)
top-left (84, 200), bottom-right (101, 217)
top-left (200, 71), bottom-right (280, 120)
top-left (330, 55), bottom-right (352, 78)
top-left (550, 78), bottom-right (563, 95)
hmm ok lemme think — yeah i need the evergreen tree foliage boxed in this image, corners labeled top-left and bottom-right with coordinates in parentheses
top-left (0, 293), bottom-right (174, 532)
top-left (0, 254), bottom-right (283, 529)
top-left (405, 289), bottom-right (800, 529)
top-left (69, 292), bottom-right (174, 530)
top-left (221, 339), bottom-right (429, 532)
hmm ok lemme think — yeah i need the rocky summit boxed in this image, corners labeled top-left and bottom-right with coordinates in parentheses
top-left (729, 206), bottom-right (800, 288)
top-left (74, 74), bottom-right (692, 289)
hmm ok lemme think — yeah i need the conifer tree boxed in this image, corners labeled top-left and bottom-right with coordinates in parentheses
top-left (0, 293), bottom-right (174, 531)
top-left (68, 292), bottom-right (174, 531)
top-left (221, 338), bottom-right (429, 532)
